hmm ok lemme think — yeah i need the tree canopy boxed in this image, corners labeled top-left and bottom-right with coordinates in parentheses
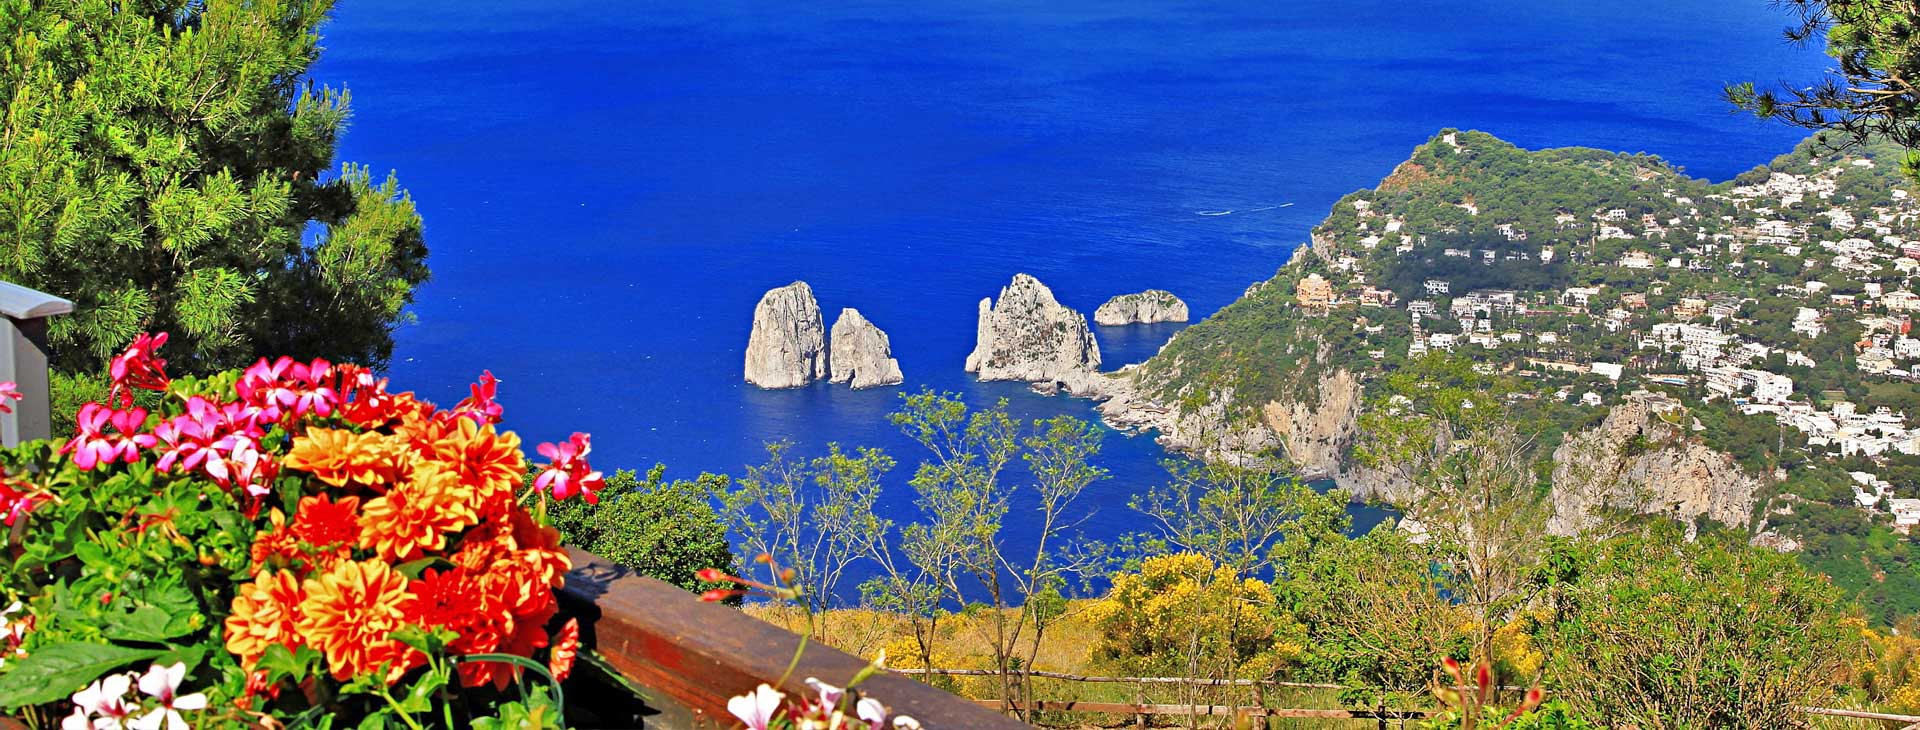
top-left (0, 0), bottom-right (427, 379)
top-left (1732, 0), bottom-right (1920, 178)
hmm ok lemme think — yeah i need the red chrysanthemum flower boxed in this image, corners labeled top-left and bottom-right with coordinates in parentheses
top-left (549, 618), bottom-right (580, 683)
top-left (292, 494), bottom-right (363, 552)
top-left (408, 567), bottom-right (515, 687)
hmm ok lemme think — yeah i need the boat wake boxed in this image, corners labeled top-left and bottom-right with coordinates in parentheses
top-left (1196, 210), bottom-right (1232, 216)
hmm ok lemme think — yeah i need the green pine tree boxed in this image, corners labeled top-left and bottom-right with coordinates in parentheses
top-left (0, 0), bottom-right (427, 388)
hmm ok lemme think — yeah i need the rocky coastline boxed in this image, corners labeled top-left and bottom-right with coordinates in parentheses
top-left (1093, 290), bottom-right (1189, 326)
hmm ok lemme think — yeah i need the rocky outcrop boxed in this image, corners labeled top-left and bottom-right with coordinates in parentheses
top-left (1094, 290), bottom-right (1190, 326)
top-left (1088, 340), bottom-right (1415, 500)
top-left (829, 308), bottom-right (904, 390)
top-left (744, 282), bottom-right (828, 389)
top-left (965, 274), bottom-right (1102, 394)
top-left (1547, 398), bottom-right (1765, 536)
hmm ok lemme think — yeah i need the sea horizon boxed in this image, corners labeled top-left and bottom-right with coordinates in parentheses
top-left (312, 0), bottom-right (1831, 578)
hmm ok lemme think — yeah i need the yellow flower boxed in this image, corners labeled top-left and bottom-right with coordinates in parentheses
top-left (423, 419), bottom-right (525, 516)
top-left (284, 427), bottom-right (410, 490)
top-left (296, 559), bottom-right (420, 682)
top-left (225, 570), bottom-right (306, 668)
top-left (359, 462), bottom-right (478, 561)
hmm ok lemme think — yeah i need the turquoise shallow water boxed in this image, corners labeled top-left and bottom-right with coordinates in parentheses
top-left (312, 0), bottom-right (1828, 584)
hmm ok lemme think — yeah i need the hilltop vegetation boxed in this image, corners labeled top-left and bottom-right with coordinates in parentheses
top-left (1118, 128), bottom-right (1920, 625)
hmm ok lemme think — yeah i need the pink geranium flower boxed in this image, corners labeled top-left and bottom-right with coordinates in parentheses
top-left (0, 477), bottom-right (42, 527)
top-left (727, 683), bottom-right (784, 730)
top-left (63, 672), bottom-right (135, 730)
top-left (452, 370), bottom-right (504, 425)
top-left (133, 662), bottom-right (207, 730)
top-left (108, 333), bottom-right (170, 408)
top-left (0, 381), bottom-right (20, 415)
top-left (534, 432), bottom-right (605, 504)
top-left (150, 396), bottom-right (269, 475)
top-left (206, 437), bottom-right (277, 499)
top-left (61, 404), bottom-right (156, 470)
top-left (237, 356), bottom-right (338, 420)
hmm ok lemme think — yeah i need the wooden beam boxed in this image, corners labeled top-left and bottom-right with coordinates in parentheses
top-left (965, 699), bottom-right (1431, 720)
top-left (556, 548), bottom-right (1025, 730)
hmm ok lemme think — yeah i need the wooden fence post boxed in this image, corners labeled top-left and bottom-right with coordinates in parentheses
top-left (1134, 685), bottom-right (1147, 730)
top-left (0, 282), bottom-right (71, 446)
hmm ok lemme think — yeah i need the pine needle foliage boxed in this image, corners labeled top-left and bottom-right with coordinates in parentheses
top-left (0, 0), bottom-right (428, 376)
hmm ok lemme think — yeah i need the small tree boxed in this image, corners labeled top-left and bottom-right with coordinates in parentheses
top-left (1355, 357), bottom-right (1555, 660)
top-left (1127, 446), bottom-right (1346, 724)
top-left (881, 389), bottom-right (1109, 719)
top-left (1543, 526), bottom-right (1852, 728)
top-left (1730, 0), bottom-right (1920, 179)
top-left (546, 466), bottom-right (737, 593)
top-left (1087, 553), bottom-right (1303, 679)
top-left (1287, 525), bottom-right (1471, 713)
top-left (715, 440), bottom-right (895, 637)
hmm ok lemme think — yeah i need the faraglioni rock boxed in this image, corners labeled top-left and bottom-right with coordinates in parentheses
top-left (965, 274), bottom-right (1101, 394)
top-left (829, 308), bottom-right (904, 389)
top-left (744, 281), bottom-right (828, 389)
top-left (1093, 289), bottom-right (1190, 325)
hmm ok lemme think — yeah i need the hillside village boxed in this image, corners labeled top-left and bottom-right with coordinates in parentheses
top-left (1287, 130), bottom-right (1920, 529)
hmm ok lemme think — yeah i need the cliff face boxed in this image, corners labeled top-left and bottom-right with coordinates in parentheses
top-left (744, 281), bottom-right (828, 389)
top-left (965, 274), bottom-right (1103, 394)
top-left (829, 308), bottom-right (904, 390)
top-left (1547, 399), bottom-right (1765, 536)
top-left (1094, 290), bottom-right (1190, 326)
top-left (1091, 335), bottom-right (1418, 498)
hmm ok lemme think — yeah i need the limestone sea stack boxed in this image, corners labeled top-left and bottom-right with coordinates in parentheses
top-left (829, 308), bottom-right (904, 389)
top-left (744, 281), bottom-right (828, 389)
top-left (964, 273), bottom-right (1102, 394)
top-left (1093, 290), bottom-right (1190, 325)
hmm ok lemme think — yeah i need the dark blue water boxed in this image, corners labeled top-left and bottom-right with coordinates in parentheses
top-left (313, 1), bottom-right (1826, 584)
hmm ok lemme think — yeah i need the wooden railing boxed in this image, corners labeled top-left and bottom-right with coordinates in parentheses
top-left (555, 548), bottom-right (1027, 730)
top-left (896, 668), bottom-right (1920, 728)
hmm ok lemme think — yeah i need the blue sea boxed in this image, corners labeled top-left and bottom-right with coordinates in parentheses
top-left (314, 1), bottom-right (1827, 584)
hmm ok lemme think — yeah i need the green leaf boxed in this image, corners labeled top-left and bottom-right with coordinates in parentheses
top-left (104, 605), bottom-right (192, 643)
top-left (355, 710), bottom-right (389, 730)
top-left (0, 642), bottom-right (164, 707)
top-left (257, 643), bottom-right (322, 686)
top-left (390, 625), bottom-right (456, 655)
top-left (393, 557), bottom-right (452, 579)
top-left (102, 582), bottom-right (200, 642)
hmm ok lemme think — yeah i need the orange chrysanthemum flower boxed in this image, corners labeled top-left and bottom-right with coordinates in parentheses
top-left (408, 567), bottom-right (514, 687)
top-left (296, 559), bottom-right (421, 682)
top-left (449, 516), bottom-right (516, 574)
top-left (292, 494), bottom-right (362, 552)
top-left (359, 462), bottom-right (478, 562)
top-left (507, 508), bottom-right (572, 588)
top-left (391, 395), bottom-right (449, 450)
top-left (249, 510), bottom-right (303, 576)
top-left (549, 618), bottom-right (580, 683)
top-left (225, 570), bottom-right (306, 668)
top-left (284, 427), bottom-right (410, 490)
top-left (474, 568), bottom-right (558, 690)
top-left (424, 419), bottom-right (525, 516)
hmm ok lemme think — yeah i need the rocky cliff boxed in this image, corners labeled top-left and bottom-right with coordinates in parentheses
top-left (1547, 399), bottom-right (1765, 536)
top-left (1090, 336), bottom-right (1413, 498)
top-left (744, 281), bottom-right (828, 389)
top-left (965, 274), bottom-right (1103, 394)
top-left (829, 308), bottom-right (904, 390)
top-left (1094, 290), bottom-right (1190, 326)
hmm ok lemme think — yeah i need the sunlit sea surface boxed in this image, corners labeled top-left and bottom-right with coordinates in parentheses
top-left (315, 0), bottom-right (1828, 584)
